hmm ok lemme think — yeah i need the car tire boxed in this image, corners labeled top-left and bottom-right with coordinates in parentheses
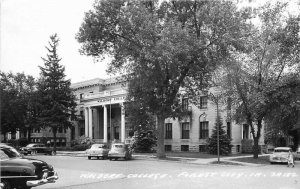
top-left (1, 179), bottom-right (12, 189)
top-left (51, 151), bottom-right (56, 156)
top-left (97, 157), bottom-right (100, 160)
top-left (88, 156), bottom-right (91, 160)
top-left (109, 158), bottom-right (112, 161)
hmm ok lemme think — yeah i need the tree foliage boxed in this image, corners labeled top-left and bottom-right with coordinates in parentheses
top-left (77, 0), bottom-right (251, 158)
top-left (220, 2), bottom-right (300, 158)
top-left (37, 34), bottom-right (77, 152)
top-left (0, 72), bottom-right (36, 142)
top-left (207, 116), bottom-right (232, 155)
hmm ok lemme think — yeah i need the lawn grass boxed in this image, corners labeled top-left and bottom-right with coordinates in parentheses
top-left (230, 155), bottom-right (270, 165)
top-left (134, 151), bottom-right (256, 159)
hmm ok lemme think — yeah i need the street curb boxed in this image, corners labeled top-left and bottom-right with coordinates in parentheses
top-left (54, 151), bottom-right (267, 166)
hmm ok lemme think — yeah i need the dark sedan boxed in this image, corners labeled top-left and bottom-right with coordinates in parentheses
top-left (0, 144), bottom-right (58, 189)
top-left (20, 143), bottom-right (54, 155)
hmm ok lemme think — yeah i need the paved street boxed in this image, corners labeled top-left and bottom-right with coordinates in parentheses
top-left (30, 155), bottom-right (299, 189)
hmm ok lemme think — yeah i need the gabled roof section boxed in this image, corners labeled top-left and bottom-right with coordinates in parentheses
top-left (71, 76), bottom-right (127, 90)
top-left (71, 78), bottom-right (104, 89)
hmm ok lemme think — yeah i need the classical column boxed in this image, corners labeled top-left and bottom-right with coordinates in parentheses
top-left (121, 103), bottom-right (125, 142)
top-left (84, 107), bottom-right (89, 137)
top-left (16, 130), bottom-right (20, 139)
top-left (93, 108), bottom-right (99, 139)
top-left (88, 107), bottom-right (93, 139)
top-left (103, 105), bottom-right (108, 143)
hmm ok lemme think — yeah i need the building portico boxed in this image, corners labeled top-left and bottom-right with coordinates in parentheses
top-left (83, 102), bottom-right (126, 143)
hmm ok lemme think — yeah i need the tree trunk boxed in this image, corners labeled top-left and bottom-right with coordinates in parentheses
top-left (27, 127), bottom-right (31, 142)
top-left (253, 137), bottom-right (259, 159)
top-left (156, 115), bottom-right (166, 159)
top-left (53, 128), bottom-right (57, 153)
top-left (3, 132), bottom-right (7, 143)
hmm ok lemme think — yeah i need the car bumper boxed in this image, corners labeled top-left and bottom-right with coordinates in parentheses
top-left (108, 154), bottom-right (126, 158)
top-left (26, 172), bottom-right (58, 187)
top-left (88, 153), bottom-right (106, 157)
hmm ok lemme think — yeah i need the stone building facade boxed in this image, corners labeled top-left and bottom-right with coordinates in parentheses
top-left (71, 77), bottom-right (265, 154)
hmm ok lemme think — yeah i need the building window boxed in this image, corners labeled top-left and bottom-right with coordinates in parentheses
top-left (34, 128), bottom-right (40, 133)
top-left (181, 122), bottom-right (190, 139)
top-left (114, 126), bottom-right (119, 140)
top-left (181, 145), bottom-right (189, 152)
top-left (79, 93), bottom-right (84, 100)
top-left (199, 121), bottom-right (209, 139)
top-left (80, 110), bottom-right (84, 119)
top-left (236, 145), bottom-right (240, 153)
top-left (199, 145), bottom-right (207, 152)
top-left (165, 123), bottom-right (172, 139)
top-left (11, 132), bottom-right (16, 139)
top-left (200, 96), bottom-right (208, 109)
top-left (165, 145), bottom-right (172, 152)
top-left (227, 122), bottom-right (231, 139)
top-left (182, 98), bottom-right (189, 111)
top-left (243, 124), bottom-right (249, 139)
top-left (80, 128), bottom-right (85, 136)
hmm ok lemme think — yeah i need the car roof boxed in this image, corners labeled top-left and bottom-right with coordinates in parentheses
top-left (0, 143), bottom-right (14, 148)
top-left (274, 147), bottom-right (291, 150)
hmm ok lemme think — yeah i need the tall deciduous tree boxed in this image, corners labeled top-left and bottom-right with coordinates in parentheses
top-left (0, 72), bottom-right (36, 142)
top-left (76, 0), bottom-right (251, 158)
top-left (220, 2), bottom-right (300, 158)
top-left (37, 34), bottom-right (77, 152)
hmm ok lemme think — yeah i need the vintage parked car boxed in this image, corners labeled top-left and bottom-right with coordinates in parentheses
top-left (20, 143), bottom-right (54, 156)
top-left (86, 144), bottom-right (109, 160)
top-left (0, 143), bottom-right (58, 189)
top-left (269, 147), bottom-right (294, 164)
top-left (108, 143), bottom-right (132, 161)
top-left (294, 146), bottom-right (300, 160)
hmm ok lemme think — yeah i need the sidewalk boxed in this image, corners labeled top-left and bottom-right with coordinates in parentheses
top-left (55, 151), bottom-right (269, 166)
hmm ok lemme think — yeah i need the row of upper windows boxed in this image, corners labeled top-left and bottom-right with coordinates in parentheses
top-left (165, 122), bottom-right (231, 139)
top-left (31, 128), bottom-right (67, 134)
top-left (182, 96), bottom-right (232, 110)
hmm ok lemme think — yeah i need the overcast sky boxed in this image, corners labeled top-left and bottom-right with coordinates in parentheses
top-left (1, 0), bottom-right (299, 84)
top-left (1, 0), bottom-right (110, 83)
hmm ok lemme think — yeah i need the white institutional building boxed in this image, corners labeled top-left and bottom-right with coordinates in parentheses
top-left (71, 76), bottom-right (265, 154)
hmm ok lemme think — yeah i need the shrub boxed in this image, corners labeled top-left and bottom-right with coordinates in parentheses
top-left (133, 132), bottom-right (157, 153)
top-left (207, 116), bottom-right (232, 155)
top-left (71, 144), bottom-right (90, 151)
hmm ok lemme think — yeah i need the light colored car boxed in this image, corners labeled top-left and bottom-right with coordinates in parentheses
top-left (269, 147), bottom-right (294, 164)
top-left (294, 146), bottom-right (300, 160)
top-left (86, 144), bottom-right (109, 160)
top-left (108, 143), bottom-right (132, 161)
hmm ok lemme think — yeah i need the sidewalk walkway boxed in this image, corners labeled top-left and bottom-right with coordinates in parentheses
top-left (56, 151), bottom-right (269, 166)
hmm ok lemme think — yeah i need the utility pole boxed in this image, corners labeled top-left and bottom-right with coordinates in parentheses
top-left (210, 92), bottom-right (220, 164)
top-left (216, 96), bottom-right (220, 164)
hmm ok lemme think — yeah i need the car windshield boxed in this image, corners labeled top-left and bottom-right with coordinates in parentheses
top-left (113, 145), bottom-right (125, 148)
top-left (0, 147), bottom-right (21, 160)
top-left (274, 149), bottom-right (289, 153)
top-left (26, 144), bottom-right (36, 147)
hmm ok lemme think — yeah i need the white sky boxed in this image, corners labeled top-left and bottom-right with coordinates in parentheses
top-left (1, 0), bottom-right (299, 84)
top-left (1, 0), bottom-right (110, 83)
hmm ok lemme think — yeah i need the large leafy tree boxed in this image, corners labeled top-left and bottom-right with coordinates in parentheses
top-left (0, 72), bottom-right (36, 142)
top-left (37, 34), bottom-right (77, 152)
top-left (76, 0), bottom-right (251, 158)
top-left (220, 2), bottom-right (300, 158)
